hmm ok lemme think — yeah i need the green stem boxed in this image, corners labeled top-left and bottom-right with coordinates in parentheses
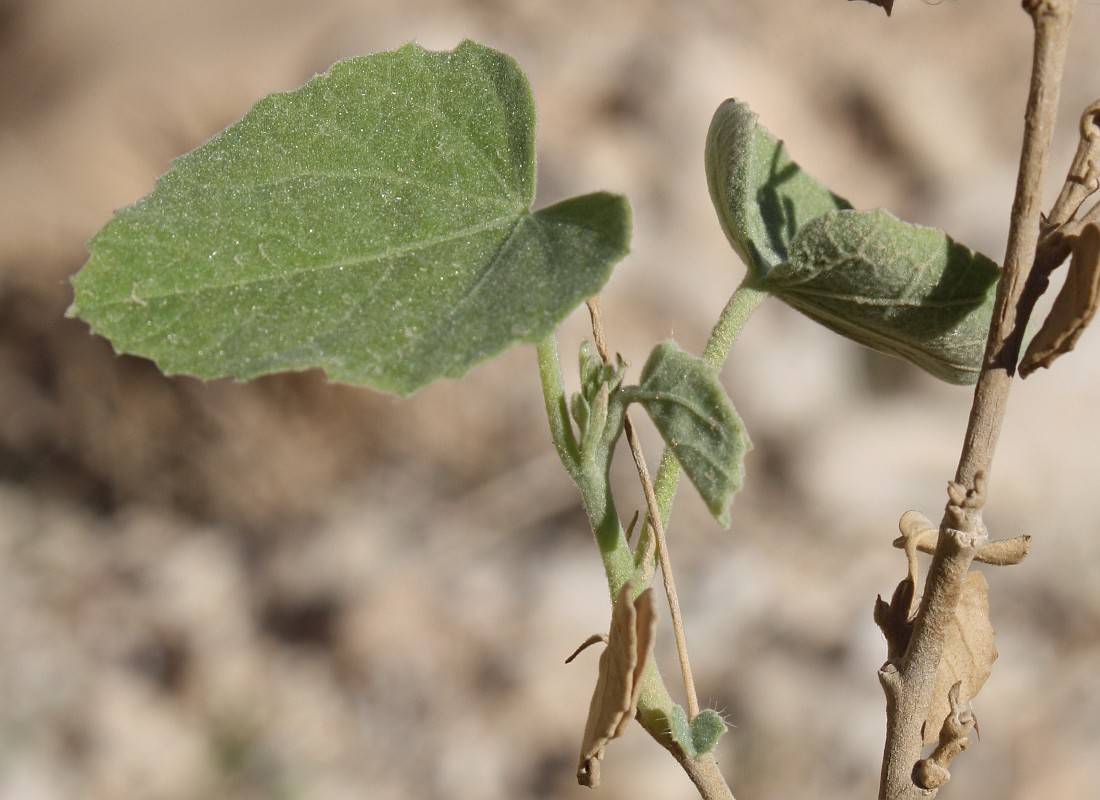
top-left (651, 281), bottom-right (769, 531)
top-left (538, 281), bottom-right (759, 800)
top-left (536, 335), bottom-right (635, 596)
top-left (536, 334), bottom-right (580, 476)
top-left (702, 281), bottom-right (770, 370)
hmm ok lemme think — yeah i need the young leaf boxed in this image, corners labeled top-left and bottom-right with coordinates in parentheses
top-left (576, 583), bottom-right (656, 788)
top-left (705, 99), bottom-right (850, 279)
top-left (688, 709), bottom-right (727, 756)
top-left (765, 209), bottom-right (1000, 384)
top-left (571, 340), bottom-right (627, 449)
top-left (651, 705), bottom-right (727, 759)
top-left (70, 40), bottom-right (631, 396)
top-left (1020, 223), bottom-right (1100, 377)
top-left (623, 342), bottom-right (750, 526)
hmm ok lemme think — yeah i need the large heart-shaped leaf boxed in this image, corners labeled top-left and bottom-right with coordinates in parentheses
top-left (765, 209), bottom-right (999, 385)
top-left (705, 99), bottom-right (850, 279)
top-left (70, 41), bottom-right (631, 395)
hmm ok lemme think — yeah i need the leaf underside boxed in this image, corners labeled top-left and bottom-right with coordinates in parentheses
top-left (70, 40), bottom-right (631, 396)
top-left (705, 99), bottom-right (850, 280)
top-left (1020, 222), bottom-right (1100, 377)
top-left (769, 209), bottom-right (1000, 385)
top-left (706, 99), bottom-right (1000, 385)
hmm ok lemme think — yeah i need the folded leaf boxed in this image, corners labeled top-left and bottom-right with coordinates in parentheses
top-left (624, 342), bottom-right (750, 526)
top-left (70, 40), bottom-right (631, 396)
top-left (706, 99), bottom-right (850, 279)
top-left (924, 570), bottom-right (996, 746)
top-left (576, 583), bottom-right (656, 788)
top-left (765, 209), bottom-right (999, 384)
top-left (1020, 223), bottom-right (1100, 377)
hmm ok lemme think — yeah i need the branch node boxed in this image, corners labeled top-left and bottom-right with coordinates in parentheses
top-left (877, 660), bottom-right (902, 694)
top-left (946, 471), bottom-right (987, 534)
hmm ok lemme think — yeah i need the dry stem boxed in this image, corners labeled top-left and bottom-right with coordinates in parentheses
top-left (878, 2), bottom-right (1076, 798)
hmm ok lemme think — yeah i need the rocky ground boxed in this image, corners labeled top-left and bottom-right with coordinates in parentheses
top-left (3, 1), bottom-right (1100, 798)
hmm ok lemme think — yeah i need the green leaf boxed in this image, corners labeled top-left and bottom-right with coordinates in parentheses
top-left (652, 705), bottom-right (727, 759)
top-left (705, 99), bottom-right (850, 279)
top-left (687, 709), bottom-right (727, 756)
top-left (570, 340), bottom-right (627, 438)
top-left (69, 40), bottom-right (631, 396)
top-left (623, 342), bottom-right (750, 526)
top-left (764, 209), bottom-right (999, 385)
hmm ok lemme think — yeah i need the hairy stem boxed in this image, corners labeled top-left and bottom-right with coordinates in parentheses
top-left (536, 335), bottom-right (634, 591)
top-left (536, 333), bottom-right (581, 475)
top-left (633, 663), bottom-right (737, 799)
top-left (878, 3), bottom-right (1076, 798)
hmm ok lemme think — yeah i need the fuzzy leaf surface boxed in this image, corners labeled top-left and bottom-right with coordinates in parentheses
top-left (766, 209), bottom-right (1000, 384)
top-left (706, 99), bottom-right (850, 279)
top-left (625, 341), bottom-right (750, 526)
top-left (70, 40), bottom-right (631, 396)
top-left (651, 705), bottom-right (727, 760)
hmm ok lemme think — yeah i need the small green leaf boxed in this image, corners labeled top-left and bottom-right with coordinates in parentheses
top-left (688, 709), bottom-right (727, 756)
top-left (70, 40), bottom-right (631, 396)
top-left (653, 705), bottom-right (727, 759)
top-left (571, 340), bottom-right (627, 439)
top-left (764, 209), bottom-right (999, 385)
top-left (623, 342), bottom-right (750, 526)
top-left (706, 99), bottom-right (850, 279)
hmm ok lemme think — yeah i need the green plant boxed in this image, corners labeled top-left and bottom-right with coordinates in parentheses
top-left (68, 2), bottom-right (1098, 798)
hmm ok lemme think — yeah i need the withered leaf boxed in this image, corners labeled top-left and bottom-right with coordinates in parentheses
top-left (893, 510), bottom-right (1030, 566)
top-left (576, 583), bottom-right (657, 788)
top-left (924, 570), bottom-right (996, 745)
top-left (1021, 223), bottom-right (1100, 377)
top-left (848, 0), bottom-right (894, 15)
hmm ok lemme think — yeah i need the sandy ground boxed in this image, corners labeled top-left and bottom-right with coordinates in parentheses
top-left (3, 1), bottom-right (1100, 798)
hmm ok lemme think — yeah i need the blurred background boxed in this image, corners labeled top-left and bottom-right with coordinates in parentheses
top-left (3, 1), bottom-right (1100, 798)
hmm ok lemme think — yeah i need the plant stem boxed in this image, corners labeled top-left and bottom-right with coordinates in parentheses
top-left (702, 281), bottom-right (771, 370)
top-left (636, 664), bottom-right (737, 800)
top-left (877, 3), bottom-right (1076, 798)
top-left (536, 333), bottom-right (581, 476)
top-left (587, 299), bottom-right (701, 719)
top-left (627, 418), bottom-right (700, 718)
top-left (536, 335), bottom-right (634, 590)
top-left (955, 0), bottom-right (1075, 487)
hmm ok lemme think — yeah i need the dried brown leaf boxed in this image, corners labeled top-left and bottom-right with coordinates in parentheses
top-left (923, 571), bottom-right (997, 745)
top-left (576, 583), bottom-right (657, 787)
top-left (894, 511), bottom-right (1030, 566)
top-left (977, 535), bottom-right (1031, 566)
top-left (847, 0), bottom-right (894, 15)
top-left (1021, 223), bottom-right (1100, 376)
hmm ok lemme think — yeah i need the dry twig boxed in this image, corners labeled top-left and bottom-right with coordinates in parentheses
top-left (878, 3), bottom-right (1077, 798)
